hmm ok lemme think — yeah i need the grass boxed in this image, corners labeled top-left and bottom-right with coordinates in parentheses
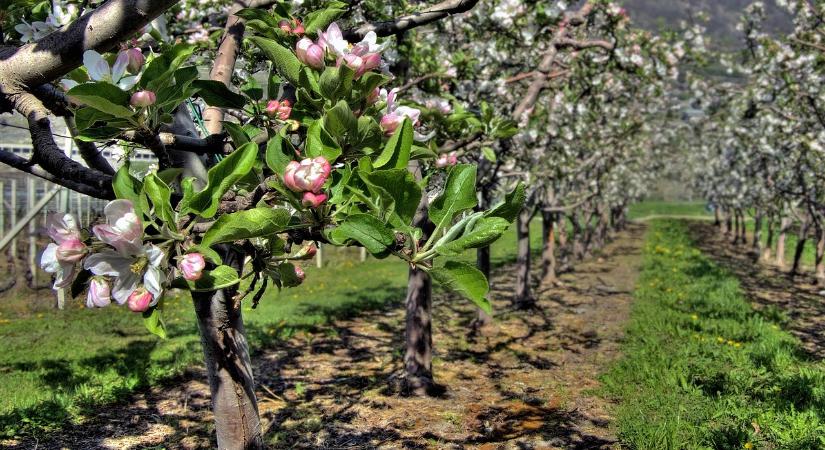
top-left (0, 221), bottom-right (545, 439)
top-left (601, 220), bottom-right (825, 449)
top-left (627, 200), bottom-right (712, 220)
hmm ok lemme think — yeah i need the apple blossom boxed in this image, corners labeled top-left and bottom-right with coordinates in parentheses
top-left (130, 90), bottom-right (156, 107)
top-left (294, 266), bottom-right (305, 283)
top-left (92, 200), bottom-right (143, 256)
top-left (283, 157), bottom-right (331, 193)
top-left (179, 253), bottom-right (206, 281)
top-left (124, 48), bottom-right (145, 73)
top-left (84, 243), bottom-right (166, 305)
top-left (380, 88), bottom-right (421, 135)
top-left (127, 287), bottom-right (154, 312)
top-left (87, 278), bottom-right (112, 308)
top-left (82, 50), bottom-right (139, 90)
top-left (296, 38), bottom-right (325, 69)
top-left (302, 192), bottom-right (328, 208)
top-left (39, 213), bottom-right (84, 288)
top-left (266, 100), bottom-right (292, 120)
top-left (56, 238), bottom-right (87, 263)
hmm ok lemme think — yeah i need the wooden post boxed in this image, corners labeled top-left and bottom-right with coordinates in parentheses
top-left (10, 179), bottom-right (17, 259)
top-left (27, 178), bottom-right (37, 286)
top-left (359, 246), bottom-right (366, 263)
top-left (315, 243), bottom-right (323, 268)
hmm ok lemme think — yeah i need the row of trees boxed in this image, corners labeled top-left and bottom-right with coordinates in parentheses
top-left (690, 0), bottom-right (825, 280)
top-left (0, 0), bottom-right (689, 447)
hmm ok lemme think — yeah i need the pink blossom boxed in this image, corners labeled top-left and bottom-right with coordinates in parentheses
top-left (278, 19), bottom-right (292, 33)
top-left (296, 38), bottom-right (325, 69)
top-left (294, 243), bottom-right (317, 259)
top-left (130, 90), bottom-right (156, 107)
top-left (302, 191), bottom-right (328, 208)
top-left (56, 238), bottom-right (87, 263)
top-left (266, 99), bottom-right (292, 120)
top-left (87, 278), bottom-right (112, 308)
top-left (40, 213), bottom-right (84, 288)
top-left (292, 19), bottom-right (304, 35)
top-left (179, 253), bottom-right (206, 281)
top-left (294, 265), bottom-right (305, 283)
top-left (127, 287), bottom-right (153, 312)
top-left (124, 48), bottom-right (145, 73)
top-left (435, 152), bottom-right (459, 168)
top-left (380, 88), bottom-right (421, 135)
top-left (92, 199), bottom-right (144, 256)
top-left (283, 157), bottom-right (331, 193)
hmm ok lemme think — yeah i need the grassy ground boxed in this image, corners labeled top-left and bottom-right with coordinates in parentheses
top-left (627, 201), bottom-right (711, 220)
top-left (0, 222), bottom-right (545, 438)
top-left (600, 220), bottom-right (825, 449)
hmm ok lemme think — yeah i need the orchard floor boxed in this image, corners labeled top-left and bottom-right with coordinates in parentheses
top-left (688, 222), bottom-right (825, 360)
top-left (7, 225), bottom-right (646, 450)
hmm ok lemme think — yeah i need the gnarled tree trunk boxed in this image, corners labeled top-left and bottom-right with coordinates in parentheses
top-left (762, 216), bottom-right (774, 262)
top-left (790, 217), bottom-right (810, 277)
top-left (540, 209), bottom-right (557, 286)
top-left (404, 266), bottom-right (434, 395)
top-left (192, 249), bottom-right (263, 449)
top-left (776, 216), bottom-right (791, 269)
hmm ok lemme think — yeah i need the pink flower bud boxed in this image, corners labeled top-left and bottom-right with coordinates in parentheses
top-left (302, 192), bottom-right (327, 208)
top-left (87, 278), bottom-right (112, 308)
top-left (293, 243), bottom-right (317, 259)
top-left (283, 157), bottom-right (332, 193)
top-left (341, 53), bottom-right (364, 75)
top-left (380, 113), bottom-right (401, 135)
top-left (179, 253), bottom-right (206, 281)
top-left (296, 38), bottom-right (325, 69)
top-left (276, 99), bottom-right (291, 120)
top-left (361, 53), bottom-right (381, 72)
top-left (130, 90), bottom-right (156, 107)
top-left (435, 152), bottom-right (458, 168)
top-left (127, 287), bottom-right (153, 313)
top-left (278, 19), bottom-right (292, 33)
top-left (292, 19), bottom-right (304, 35)
top-left (294, 265), bottom-right (305, 282)
top-left (366, 87), bottom-right (380, 105)
top-left (56, 238), bottom-right (87, 263)
top-left (125, 48), bottom-right (145, 73)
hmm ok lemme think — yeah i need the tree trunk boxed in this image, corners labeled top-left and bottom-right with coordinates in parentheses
top-left (404, 266), bottom-right (434, 395)
top-left (571, 212), bottom-right (585, 262)
top-left (762, 217), bottom-right (774, 262)
top-left (752, 211), bottom-right (763, 259)
top-left (790, 218), bottom-right (810, 277)
top-left (557, 213), bottom-right (569, 270)
top-left (739, 210), bottom-right (747, 244)
top-left (724, 210), bottom-right (733, 236)
top-left (732, 212), bottom-right (741, 244)
top-left (473, 245), bottom-right (493, 328)
top-left (816, 226), bottom-right (825, 284)
top-left (192, 249), bottom-right (263, 449)
top-left (540, 209), bottom-right (557, 285)
top-left (714, 207), bottom-right (720, 227)
top-left (514, 208), bottom-right (533, 308)
top-left (776, 216), bottom-right (791, 269)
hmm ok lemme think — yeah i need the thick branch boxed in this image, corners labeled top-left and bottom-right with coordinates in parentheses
top-left (121, 130), bottom-right (230, 154)
top-left (0, 150), bottom-right (108, 197)
top-left (204, 0), bottom-right (248, 135)
top-left (345, 0), bottom-right (479, 40)
top-left (0, 0), bottom-right (178, 90)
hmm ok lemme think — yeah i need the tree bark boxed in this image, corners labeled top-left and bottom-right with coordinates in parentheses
top-left (514, 208), bottom-right (534, 308)
top-left (752, 211), bottom-right (763, 259)
top-left (540, 209), bottom-right (557, 285)
top-left (571, 212), bottom-right (585, 261)
top-left (816, 225), bottom-right (825, 284)
top-left (557, 212), bottom-right (569, 270)
top-left (192, 249), bottom-right (263, 450)
top-left (732, 212), bottom-right (741, 244)
top-left (776, 216), bottom-right (791, 269)
top-left (790, 217), bottom-right (810, 277)
top-left (404, 266), bottom-right (434, 395)
top-left (762, 216), bottom-right (774, 262)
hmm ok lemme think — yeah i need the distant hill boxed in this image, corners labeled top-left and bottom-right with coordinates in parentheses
top-left (617, 0), bottom-right (793, 49)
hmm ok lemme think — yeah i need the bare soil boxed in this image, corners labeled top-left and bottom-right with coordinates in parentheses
top-left (688, 222), bottom-right (825, 360)
top-left (8, 225), bottom-right (646, 449)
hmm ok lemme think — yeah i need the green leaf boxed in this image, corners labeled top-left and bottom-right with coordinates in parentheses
top-left (201, 207), bottom-right (290, 247)
top-left (354, 116), bottom-right (382, 150)
top-left (303, 3), bottom-right (347, 34)
top-left (234, 8), bottom-right (281, 26)
top-left (175, 265), bottom-right (240, 291)
top-left (66, 82), bottom-right (133, 118)
top-left (113, 164), bottom-right (148, 219)
top-left (141, 43), bottom-right (196, 91)
top-left (278, 262), bottom-right (303, 287)
top-left (143, 173), bottom-right (176, 229)
top-left (222, 121), bottom-right (250, 147)
top-left (329, 214), bottom-right (395, 257)
top-left (192, 80), bottom-right (247, 109)
top-left (265, 135), bottom-right (295, 175)
top-left (324, 100), bottom-right (357, 140)
top-left (360, 169), bottom-right (422, 226)
top-left (374, 118), bottom-right (412, 169)
top-left (431, 261), bottom-right (491, 315)
top-left (142, 305), bottom-right (167, 339)
top-left (180, 142), bottom-right (258, 218)
top-left (188, 245), bottom-right (222, 265)
top-left (435, 217), bottom-right (509, 256)
top-left (249, 36), bottom-right (301, 86)
top-left (481, 146), bottom-right (497, 162)
top-left (485, 182), bottom-right (526, 223)
top-left (318, 66), bottom-right (353, 101)
top-left (306, 120), bottom-right (342, 162)
top-left (74, 106), bottom-right (116, 130)
top-left (429, 164), bottom-right (477, 226)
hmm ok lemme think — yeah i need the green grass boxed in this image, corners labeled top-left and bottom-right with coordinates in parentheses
top-left (0, 221), bottom-right (545, 439)
top-left (601, 220), bottom-right (825, 449)
top-left (628, 201), bottom-right (712, 220)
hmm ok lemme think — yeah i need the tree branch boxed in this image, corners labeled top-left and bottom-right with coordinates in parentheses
top-left (0, 149), bottom-right (109, 197)
top-left (345, 0), bottom-right (479, 40)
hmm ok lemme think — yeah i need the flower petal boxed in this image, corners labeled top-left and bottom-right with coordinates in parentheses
top-left (112, 51), bottom-right (129, 83)
top-left (83, 251), bottom-right (133, 276)
top-left (111, 272), bottom-right (140, 304)
top-left (83, 50), bottom-right (109, 81)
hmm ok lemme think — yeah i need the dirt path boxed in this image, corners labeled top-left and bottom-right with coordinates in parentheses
top-left (688, 222), bottom-right (825, 360)
top-left (11, 225), bottom-right (646, 449)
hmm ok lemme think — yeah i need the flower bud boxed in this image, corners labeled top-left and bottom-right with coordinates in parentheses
top-left (127, 287), bottom-right (153, 313)
top-left (296, 38), bottom-right (325, 69)
top-left (266, 100), bottom-right (281, 117)
top-left (294, 265), bottom-right (305, 283)
top-left (361, 53), bottom-right (381, 72)
top-left (302, 192), bottom-right (328, 208)
top-left (179, 253), bottom-right (206, 281)
top-left (283, 157), bottom-right (331, 193)
top-left (380, 114), bottom-right (401, 135)
top-left (56, 238), bottom-right (87, 263)
top-left (87, 278), bottom-right (112, 308)
top-left (435, 151), bottom-right (458, 168)
top-left (125, 48), bottom-right (145, 73)
top-left (278, 19), bottom-right (292, 34)
top-left (341, 53), bottom-right (364, 76)
top-left (294, 243), bottom-right (317, 259)
top-left (292, 19), bottom-right (304, 35)
top-left (130, 90), bottom-right (156, 107)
